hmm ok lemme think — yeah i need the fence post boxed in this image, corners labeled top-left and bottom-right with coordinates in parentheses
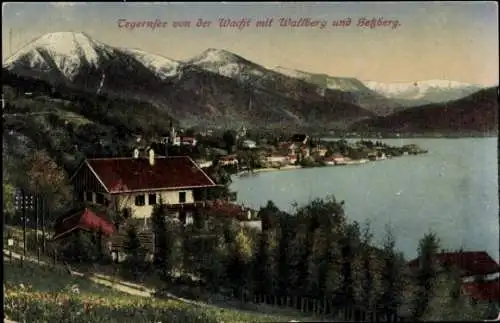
top-left (301, 297), bottom-right (305, 312)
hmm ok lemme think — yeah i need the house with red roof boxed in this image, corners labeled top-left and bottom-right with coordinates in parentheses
top-left (52, 207), bottom-right (116, 241)
top-left (70, 148), bottom-right (218, 220)
top-left (407, 251), bottom-right (500, 304)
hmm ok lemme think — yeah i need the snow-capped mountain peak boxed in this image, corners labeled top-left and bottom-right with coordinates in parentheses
top-left (184, 48), bottom-right (263, 80)
top-left (185, 48), bottom-right (246, 65)
top-left (123, 48), bottom-right (180, 79)
top-left (4, 31), bottom-right (114, 81)
top-left (272, 66), bottom-right (370, 93)
top-left (362, 79), bottom-right (484, 103)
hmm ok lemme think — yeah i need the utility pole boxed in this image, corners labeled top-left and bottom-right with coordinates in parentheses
top-left (41, 196), bottom-right (46, 253)
top-left (35, 194), bottom-right (40, 262)
top-left (15, 188), bottom-right (34, 260)
top-left (22, 189), bottom-right (27, 258)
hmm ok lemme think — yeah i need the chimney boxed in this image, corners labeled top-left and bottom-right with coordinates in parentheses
top-left (133, 148), bottom-right (139, 159)
top-left (149, 148), bottom-right (155, 166)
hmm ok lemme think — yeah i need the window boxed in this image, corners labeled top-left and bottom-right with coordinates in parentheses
top-left (86, 192), bottom-right (93, 202)
top-left (148, 194), bottom-right (157, 205)
top-left (96, 193), bottom-right (104, 205)
top-left (179, 191), bottom-right (186, 203)
top-left (135, 195), bottom-right (145, 206)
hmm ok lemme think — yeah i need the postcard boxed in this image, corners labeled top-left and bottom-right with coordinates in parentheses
top-left (3, 2), bottom-right (499, 322)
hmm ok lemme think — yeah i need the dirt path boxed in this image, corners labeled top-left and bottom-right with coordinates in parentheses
top-left (4, 249), bottom-right (323, 321)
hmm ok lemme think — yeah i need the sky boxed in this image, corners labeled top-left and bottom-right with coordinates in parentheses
top-left (2, 1), bottom-right (498, 85)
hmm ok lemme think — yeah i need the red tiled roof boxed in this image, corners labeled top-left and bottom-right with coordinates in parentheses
top-left (53, 208), bottom-right (115, 240)
top-left (202, 201), bottom-right (253, 221)
top-left (462, 278), bottom-right (500, 302)
top-left (408, 251), bottom-right (500, 276)
top-left (84, 156), bottom-right (217, 193)
top-left (220, 155), bottom-right (238, 161)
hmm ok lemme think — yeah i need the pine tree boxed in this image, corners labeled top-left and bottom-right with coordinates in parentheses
top-left (379, 225), bottom-right (406, 321)
top-left (95, 229), bottom-right (106, 263)
top-left (354, 221), bottom-right (382, 314)
top-left (205, 235), bottom-right (228, 293)
top-left (227, 229), bottom-right (254, 298)
top-left (254, 228), bottom-right (280, 296)
top-left (123, 224), bottom-right (145, 280)
top-left (63, 231), bottom-right (95, 264)
top-left (411, 232), bottom-right (440, 320)
top-left (151, 202), bottom-right (168, 270)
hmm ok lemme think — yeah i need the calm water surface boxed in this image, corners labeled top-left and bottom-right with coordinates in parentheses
top-left (231, 138), bottom-right (499, 261)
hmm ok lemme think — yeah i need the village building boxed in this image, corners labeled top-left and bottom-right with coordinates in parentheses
top-left (312, 147), bottom-right (328, 157)
top-left (299, 144), bottom-right (311, 158)
top-left (69, 148), bottom-right (219, 220)
top-left (324, 153), bottom-right (347, 165)
top-left (52, 148), bottom-right (262, 262)
top-left (181, 136), bottom-right (197, 146)
top-left (278, 142), bottom-right (296, 156)
top-left (407, 251), bottom-right (500, 306)
top-left (241, 139), bottom-right (257, 149)
top-left (52, 207), bottom-right (116, 241)
top-left (265, 153), bottom-right (289, 166)
top-left (218, 154), bottom-right (239, 167)
top-left (287, 154), bottom-right (298, 165)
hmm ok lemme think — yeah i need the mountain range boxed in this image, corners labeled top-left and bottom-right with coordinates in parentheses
top-left (362, 80), bottom-right (485, 107)
top-left (349, 87), bottom-right (498, 135)
top-left (3, 31), bottom-right (496, 134)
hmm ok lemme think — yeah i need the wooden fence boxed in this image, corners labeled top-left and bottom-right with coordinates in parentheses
top-left (210, 290), bottom-right (406, 322)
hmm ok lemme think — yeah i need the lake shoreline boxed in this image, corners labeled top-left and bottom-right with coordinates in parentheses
top-left (236, 158), bottom-right (381, 176)
top-left (230, 138), bottom-right (499, 262)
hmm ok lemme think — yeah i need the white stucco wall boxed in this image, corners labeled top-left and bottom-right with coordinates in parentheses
top-left (116, 190), bottom-right (194, 218)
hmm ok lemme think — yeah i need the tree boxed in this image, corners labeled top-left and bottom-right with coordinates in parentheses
top-left (420, 269), bottom-right (490, 321)
top-left (23, 150), bottom-right (73, 218)
top-left (258, 201), bottom-right (281, 231)
top-left (205, 235), bottom-right (229, 292)
top-left (151, 202), bottom-right (168, 269)
top-left (123, 224), bottom-right (146, 280)
top-left (254, 228), bottom-right (281, 296)
top-left (227, 229), bottom-right (254, 298)
top-left (161, 220), bottom-right (183, 277)
top-left (354, 221), bottom-right (382, 313)
top-left (411, 232), bottom-right (441, 320)
top-left (379, 225), bottom-right (406, 321)
top-left (94, 229), bottom-right (107, 263)
top-left (222, 130), bottom-right (237, 153)
top-left (61, 231), bottom-right (96, 264)
top-left (3, 182), bottom-right (16, 222)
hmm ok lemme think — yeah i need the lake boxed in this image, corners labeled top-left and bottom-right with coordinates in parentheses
top-left (231, 138), bottom-right (499, 262)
